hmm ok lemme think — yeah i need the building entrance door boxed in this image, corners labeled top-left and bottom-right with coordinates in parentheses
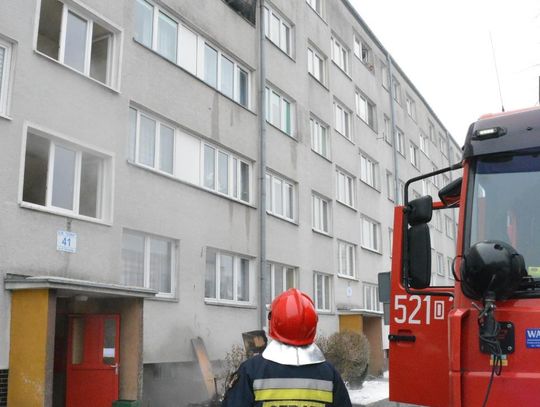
top-left (66, 314), bottom-right (120, 407)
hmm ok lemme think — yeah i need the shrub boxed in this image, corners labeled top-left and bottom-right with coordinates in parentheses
top-left (317, 331), bottom-right (370, 389)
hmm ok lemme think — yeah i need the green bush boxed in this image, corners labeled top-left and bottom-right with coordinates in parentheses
top-left (317, 331), bottom-right (370, 389)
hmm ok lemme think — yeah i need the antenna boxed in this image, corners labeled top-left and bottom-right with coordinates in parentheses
top-left (490, 31), bottom-right (505, 112)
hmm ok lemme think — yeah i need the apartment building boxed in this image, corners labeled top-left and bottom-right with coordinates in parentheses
top-left (0, 0), bottom-right (461, 405)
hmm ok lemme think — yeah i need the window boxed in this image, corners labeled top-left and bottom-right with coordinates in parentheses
top-left (419, 132), bottom-right (429, 156)
top-left (307, 46), bottom-right (325, 84)
top-left (428, 120), bottom-right (435, 142)
top-left (392, 76), bottom-right (401, 104)
top-left (436, 252), bottom-right (445, 276)
top-left (363, 283), bottom-right (381, 312)
top-left (360, 154), bottom-right (378, 189)
top-left (122, 230), bottom-right (175, 297)
top-left (434, 210), bottom-right (442, 231)
top-left (264, 6), bottom-right (292, 56)
top-left (361, 216), bottom-right (380, 252)
top-left (448, 257), bottom-right (454, 279)
top-left (354, 35), bottom-right (372, 68)
top-left (355, 91), bottom-right (376, 129)
top-left (129, 108), bottom-right (175, 174)
top-left (397, 179), bottom-right (405, 205)
top-left (203, 143), bottom-right (251, 202)
top-left (421, 179), bottom-right (429, 196)
top-left (314, 272), bottom-right (331, 311)
top-left (22, 128), bottom-right (112, 222)
top-left (406, 95), bottom-right (416, 120)
top-left (205, 248), bottom-right (251, 304)
top-left (334, 101), bottom-right (351, 140)
top-left (266, 172), bottom-right (295, 221)
top-left (386, 171), bottom-right (395, 201)
top-left (396, 128), bottom-right (405, 156)
top-left (440, 133), bottom-right (447, 156)
top-left (36, 0), bottom-right (120, 88)
top-left (338, 241), bottom-right (356, 278)
top-left (0, 37), bottom-right (12, 115)
top-left (336, 169), bottom-right (355, 208)
top-left (388, 228), bottom-right (394, 258)
top-left (445, 215), bottom-right (455, 239)
top-left (331, 36), bottom-right (348, 74)
top-left (266, 262), bottom-right (297, 301)
top-left (310, 117), bottom-right (329, 158)
top-left (134, 0), bottom-right (250, 107)
top-left (382, 115), bottom-right (392, 145)
top-left (312, 193), bottom-right (330, 234)
top-left (265, 85), bottom-right (293, 136)
top-left (409, 142), bottom-right (419, 168)
top-left (381, 62), bottom-right (389, 89)
top-left (306, 0), bottom-right (324, 17)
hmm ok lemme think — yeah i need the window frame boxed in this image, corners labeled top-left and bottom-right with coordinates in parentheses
top-left (310, 116), bottom-right (330, 159)
top-left (313, 272), bottom-right (332, 312)
top-left (337, 240), bottom-right (356, 279)
top-left (312, 192), bottom-right (330, 234)
top-left (382, 115), bottom-right (392, 145)
top-left (306, 0), bottom-right (324, 18)
top-left (307, 45), bottom-right (326, 85)
top-left (20, 123), bottom-right (114, 224)
top-left (355, 91), bottom-right (376, 130)
top-left (0, 37), bottom-right (12, 116)
top-left (395, 127), bottom-right (405, 156)
top-left (265, 171), bottom-right (296, 222)
top-left (336, 168), bottom-right (355, 208)
top-left (121, 229), bottom-right (176, 298)
top-left (363, 283), bottom-right (382, 312)
top-left (409, 142), bottom-right (419, 168)
top-left (405, 95), bottom-right (416, 121)
top-left (267, 262), bottom-right (298, 302)
top-left (353, 35), bottom-right (372, 69)
top-left (263, 5), bottom-right (292, 56)
top-left (334, 101), bottom-right (351, 141)
top-left (265, 84), bottom-right (294, 137)
top-left (360, 153), bottom-right (379, 190)
top-left (361, 215), bottom-right (381, 253)
top-left (330, 35), bottom-right (349, 74)
top-left (205, 248), bottom-right (253, 305)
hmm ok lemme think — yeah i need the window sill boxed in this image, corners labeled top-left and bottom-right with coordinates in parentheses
top-left (266, 121), bottom-right (296, 140)
top-left (331, 61), bottom-right (352, 80)
top-left (19, 201), bottom-right (112, 226)
top-left (34, 50), bottom-right (120, 94)
top-left (133, 39), bottom-right (256, 115)
top-left (356, 115), bottom-right (377, 134)
top-left (312, 228), bottom-right (332, 238)
top-left (308, 73), bottom-right (329, 91)
top-left (128, 160), bottom-right (257, 210)
top-left (0, 113), bottom-right (13, 121)
top-left (146, 293), bottom-right (178, 302)
top-left (361, 245), bottom-right (382, 256)
top-left (336, 200), bottom-right (357, 212)
top-left (267, 212), bottom-right (298, 226)
top-left (337, 274), bottom-right (358, 282)
top-left (316, 309), bottom-right (334, 315)
top-left (204, 299), bottom-right (257, 309)
top-left (359, 180), bottom-right (381, 194)
top-left (311, 149), bottom-right (332, 163)
top-left (267, 39), bottom-right (295, 62)
top-left (335, 130), bottom-right (354, 145)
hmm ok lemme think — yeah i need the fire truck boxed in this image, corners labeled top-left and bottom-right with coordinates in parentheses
top-left (384, 107), bottom-right (540, 406)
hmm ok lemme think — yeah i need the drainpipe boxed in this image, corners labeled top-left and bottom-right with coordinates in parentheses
top-left (258, 0), bottom-right (268, 329)
top-left (386, 53), bottom-right (400, 202)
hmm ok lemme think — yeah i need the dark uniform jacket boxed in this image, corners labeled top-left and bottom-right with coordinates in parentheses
top-left (221, 354), bottom-right (352, 407)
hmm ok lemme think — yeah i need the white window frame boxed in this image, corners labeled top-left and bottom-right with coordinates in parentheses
top-left (266, 172), bottom-right (296, 222)
top-left (382, 115), bottom-right (392, 145)
top-left (334, 101), bottom-right (351, 140)
top-left (392, 76), bottom-right (401, 105)
top-left (36, 0), bottom-right (121, 89)
top-left (267, 262), bottom-right (298, 301)
top-left (363, 283), bottom-right (382, 312)
top-left (434, 209), bottom-right (442, 231)
top-left (20, 123), bottom-right (113, 224)
top-left (265, 85), bottom-right (294, 137)
top-left (361, 215), bottom-right (380, 253)
top-left (386, 171), bottom-right (395, 202)
top-left (388, 228), bottom-right (394, 258)
top-left (122, 230), bottom-right (176, 298)
top-left (396, 128), bottom-right (405, 156)
top-left (312, 193), bottom-right (330, 234)
top-left (310, 116), bottom-right (330, 159)
top-left (409, 142), bottom-right (419, 168)
top-left (354, 35), bottom-right (372, 68)
top-left (0, 37), bottom-right (12, 116)
top-left (428, 120), bottom-right (435, 142)
top-left (445, 215), bottom-right (455, 239)
top-left (202, 142), bottom-right (252, 203)
top-left (419, 132), bottom-right (429, 157)
top-left (397, 179), bottom-right (405, 205)
top-left (314, 272), bottom-right (331, 312)
top-left (306, 0), bottom-right (324, 17)
top-left (307, 46), bottom-right (326, 84)
top-left (330, 35), bottom-right (348, 74)
top-left (264, 5), bottom-right (292, 56)
top-left (355, 91), bottom-right (376, 129)
top-left (381, 62), bottom-right (389, 89)
top-left (360, 153), bottom-right (378, 189)
top-left (436, 252), bottom-right (445, 276)
top-left (336, 169), bottom-right (355, 208)
top-left (406, 95), bottom-right (416, 120)
top-left (205, 248), bottom-right (253, 304)
top-left (448, 257), bottom-right (455, 280)
top-left (338, 240), bottom-right (356, 279)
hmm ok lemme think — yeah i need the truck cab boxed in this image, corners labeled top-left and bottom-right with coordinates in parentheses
top-left (387, 107), bottom-right (540, 406)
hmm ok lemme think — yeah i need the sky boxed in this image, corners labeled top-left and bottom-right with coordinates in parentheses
top-left (349, 0), bottom-right (540, 145)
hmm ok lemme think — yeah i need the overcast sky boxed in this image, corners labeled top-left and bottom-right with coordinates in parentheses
top-left (349, 0), bottom-right (540, 145)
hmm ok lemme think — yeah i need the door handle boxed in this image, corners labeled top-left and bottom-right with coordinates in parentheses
top-left (111, 363), bottom-right (119, 375)
top-left (389, 334), bottom-right (416, 342)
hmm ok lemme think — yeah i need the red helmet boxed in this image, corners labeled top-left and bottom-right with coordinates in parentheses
top-left (268, 288), bottom-right (318, 346)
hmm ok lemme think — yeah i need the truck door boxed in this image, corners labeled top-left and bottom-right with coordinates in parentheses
top-left (388, 206), bottom-right (454, 407)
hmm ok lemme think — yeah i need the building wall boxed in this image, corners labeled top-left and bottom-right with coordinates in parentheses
top-left (0, 0), bottom-right (462, 404)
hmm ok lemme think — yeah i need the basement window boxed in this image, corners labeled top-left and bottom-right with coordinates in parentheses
top-left (36, 0), bottom-right (121, 88)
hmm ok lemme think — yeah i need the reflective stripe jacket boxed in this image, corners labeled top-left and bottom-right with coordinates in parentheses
top-left (221, 355), bottom-right (352, 407)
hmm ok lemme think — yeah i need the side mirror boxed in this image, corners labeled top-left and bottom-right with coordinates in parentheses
top-left (408, 223), bottom-right (432, 289)
top-left (407, 196), bottom-right (433, 226)
top-left (439, 177), bottom-right (462, 208)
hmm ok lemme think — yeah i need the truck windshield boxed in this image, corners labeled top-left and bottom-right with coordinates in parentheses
top-left (470, 150), bottom-right (540, 278)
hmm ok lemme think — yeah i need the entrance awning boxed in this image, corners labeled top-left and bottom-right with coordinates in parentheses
top-left (4, 274), bottom-right (157, 298)
top-left (339, 308), bottom-right (384, 318)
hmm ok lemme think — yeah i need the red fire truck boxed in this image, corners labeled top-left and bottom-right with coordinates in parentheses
top-left (385, 107), bottom-right (540, 406)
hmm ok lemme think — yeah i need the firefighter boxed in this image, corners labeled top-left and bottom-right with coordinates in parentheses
top-left (221, 288), bottom-right (352, 407)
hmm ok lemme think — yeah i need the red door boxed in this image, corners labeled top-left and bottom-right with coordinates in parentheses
top-left (66, 314), bottom-right (120, 407)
